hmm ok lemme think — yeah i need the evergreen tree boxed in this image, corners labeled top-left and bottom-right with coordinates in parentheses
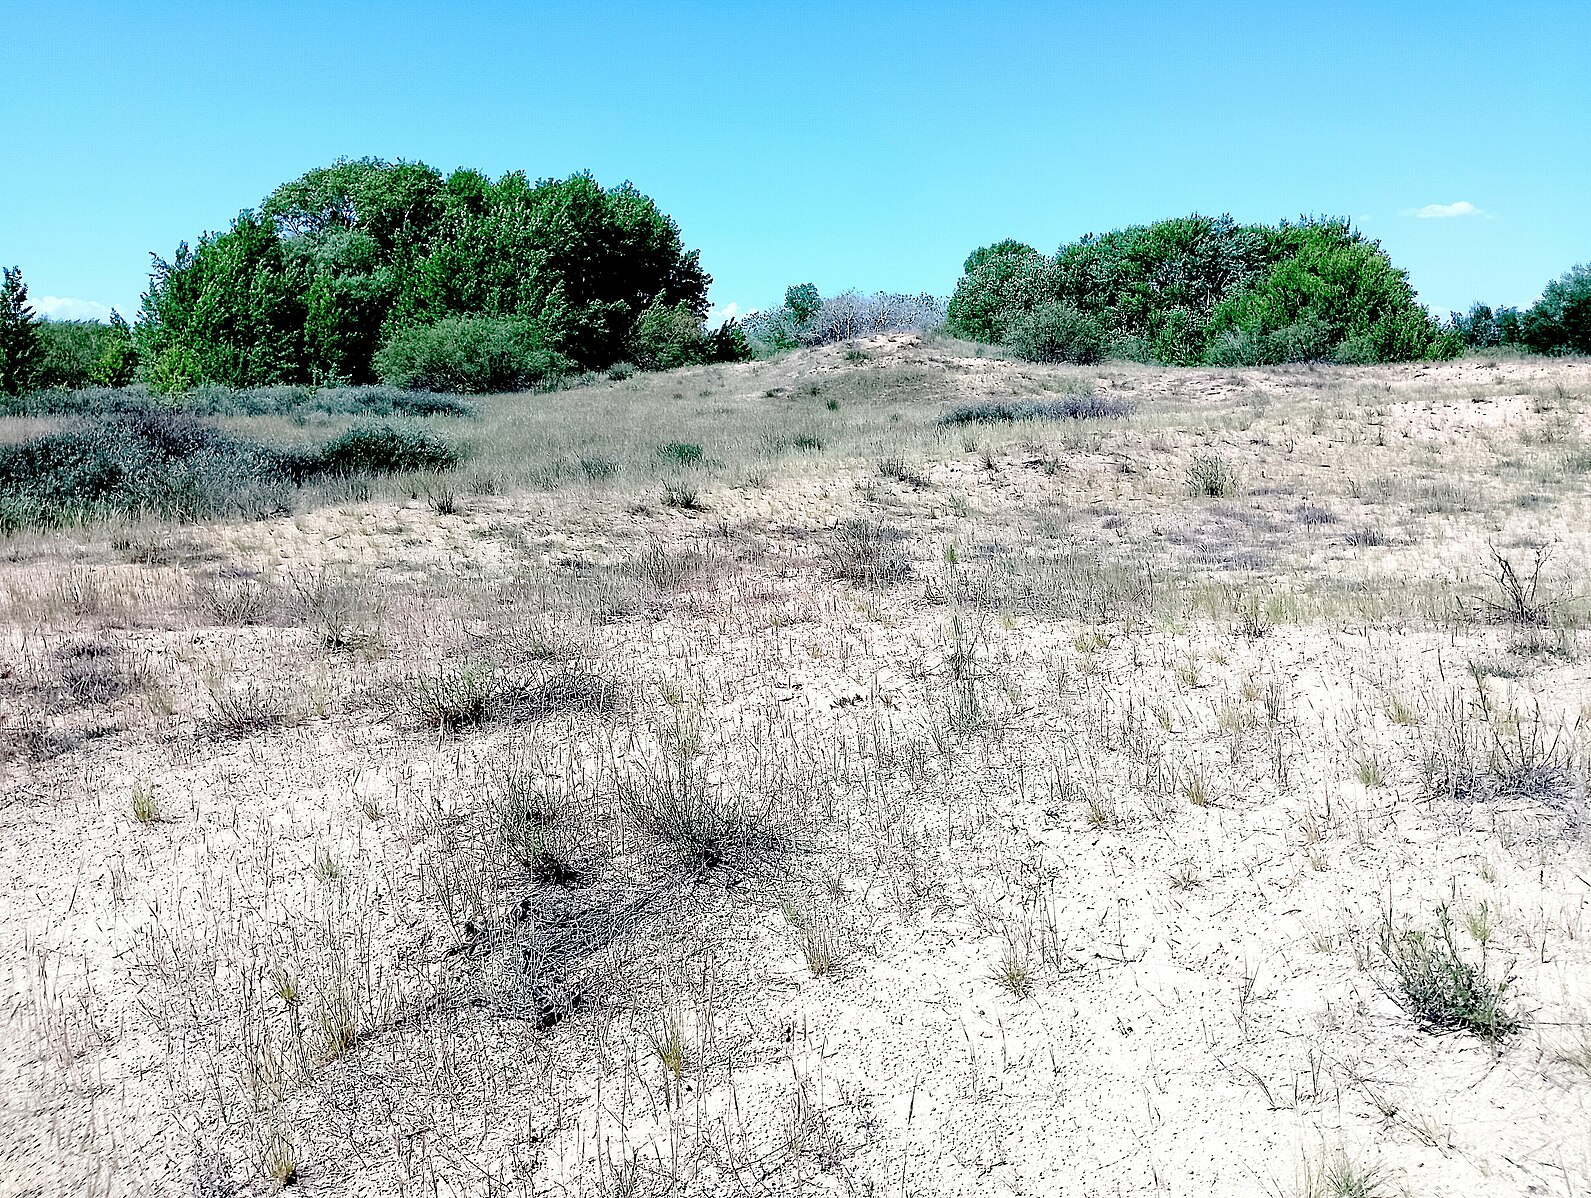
top-left (0, 266), bottom-right (41, 396)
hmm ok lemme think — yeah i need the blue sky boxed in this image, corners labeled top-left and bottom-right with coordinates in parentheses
top-left (4, 1), bottom-right (1587, 324)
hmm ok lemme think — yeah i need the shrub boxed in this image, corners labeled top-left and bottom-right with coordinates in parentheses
top-left (1186, 452), bottom-right (1239, 497)
top-left (311, 421), bottom-right (460, 476)
top-left (629, 301), bottom-right (708, 370)
top-left (373, 315), bottom-right (570, 393)
top-left (1002, 302), bottom-right (1106, 364)
top-left (939, 395), bottom-right (1135, 424)
top-left (656, 441), bottom-right (705, 467)
top-left (0, 410), bottom-right (294, 527)
top-left (0, 382), bottom-right (471, 419)
top-left (743, 288), bottom-right (946, 353)
top-left (0, 411), bottom-right (461, 533)
top-left (408, 661), bottom-right (505, 729)
top-left (829, 519), bottom-right (912, 585)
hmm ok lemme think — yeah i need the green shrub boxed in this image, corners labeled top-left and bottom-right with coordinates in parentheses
top-left (0, 382), bottom-right (470, 419)
top-left (656, 441), bottom-right (705, 467)
top-left (1002, 302), bottom-right (1106, 364)
top-left (629, 301), bottom-right (708, 370)
top-left (0, 411), bottom-right (461, 533)
top-left (1186, 452), bottom-right (1240, 497)
top-left (1380, 905), bottom-right (1517, 1039)
top-left (311, 422), bottom-right (460, 475)
top-left (0, 410), bottom-right (295, 527)
top-left (373, 315), bottom-right (570, 392)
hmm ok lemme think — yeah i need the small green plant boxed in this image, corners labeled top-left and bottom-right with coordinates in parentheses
top-left (661, 481), bottom-right (703, 510)
top-left (1186, 452), bottom-right (1239, 498)
top-left (656, 440), bottom-right (705, 467)
top-left (992, 945), bottom-right (1034, 998)
top-left (131, 785), bottom-right (159, 824)
top-left (1383, 695), bottom-right (1422, 726)
top-left (1379, 904), bottom-right (1517, 1039)
top-left (793, 919), bottom-right (841, 977)
top-left (409, 661), bottom-right (503, 729)
top-left (876, 455), bottom-right (928, 487)
top-left (1297, 1149), bottom-right (1389, 1198)
top-left (1355, 754), bottom-right (1385, 788)
top-left (311, 844), bottom-right (341, 884)
top-left (648, 1013), bottom-right (690, 1106)
top-left (579, 453), bottom-right (619, 481)
top-left (261, 1128), bottom-right (298, 1190)
top-left (210, 685), bottom-right (289, 738)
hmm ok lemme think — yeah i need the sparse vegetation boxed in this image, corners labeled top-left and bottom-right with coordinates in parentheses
top-left (4, 335), bottom-right (1588, 1198)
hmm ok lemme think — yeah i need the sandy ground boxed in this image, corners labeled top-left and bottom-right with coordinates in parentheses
top-left (3, 338), bottom-right (1591, 1197)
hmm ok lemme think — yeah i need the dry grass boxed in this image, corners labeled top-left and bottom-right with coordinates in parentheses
top-left (3, 337), bottom-right (1591, 1196)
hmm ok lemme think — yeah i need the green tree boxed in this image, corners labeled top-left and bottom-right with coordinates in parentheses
top-left (947, 215), bottom-right (1453, 365)
top-left (1, 267), bottom-right (41, 396)
top-left (138, 161), bottom-right (717, 386)
top-left (784, 283), bottom-right (821, 324)
top-left (1523, 264), bottom-right (1591, 354)
top-left (136, 211), bottom-right (306, 387)
top-left (90, 312), bottom-right (140, 386)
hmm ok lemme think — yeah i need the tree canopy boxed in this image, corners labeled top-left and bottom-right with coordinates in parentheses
top-left (134, 160), bottom-right (733, 391)
top-left (946, 215), bottom-right (1461, 365)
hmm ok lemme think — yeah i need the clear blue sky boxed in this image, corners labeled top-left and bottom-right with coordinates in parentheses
top-left (4, 1), bottom-right (1587, 324)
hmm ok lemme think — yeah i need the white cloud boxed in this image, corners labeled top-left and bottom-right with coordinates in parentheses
top-left (32, 296), bottom-right (118, 322)
top-left (707, 301), bottom-right (740, 326)
top-left (1410, 201), bottom-right (1484, 220)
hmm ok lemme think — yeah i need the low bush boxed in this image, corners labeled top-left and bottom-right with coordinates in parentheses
top-left (309, 422), bottom-right (459, 476)
top-left (1186, 452), bottom-right (1240, 498)
top-left (373, 315), bottom-right (571, 393)
top-left (940, 395), bottom-right (1135, 424)
top-left (0, 411), bottom-right (463, 533)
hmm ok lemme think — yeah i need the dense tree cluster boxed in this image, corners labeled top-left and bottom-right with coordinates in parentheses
top-left (1446, 265), bottom-right (1591, 355)
top-left (945, 215), bottom-right (1462, 365)
top-left (130, 159), bottom-right (747, 392)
